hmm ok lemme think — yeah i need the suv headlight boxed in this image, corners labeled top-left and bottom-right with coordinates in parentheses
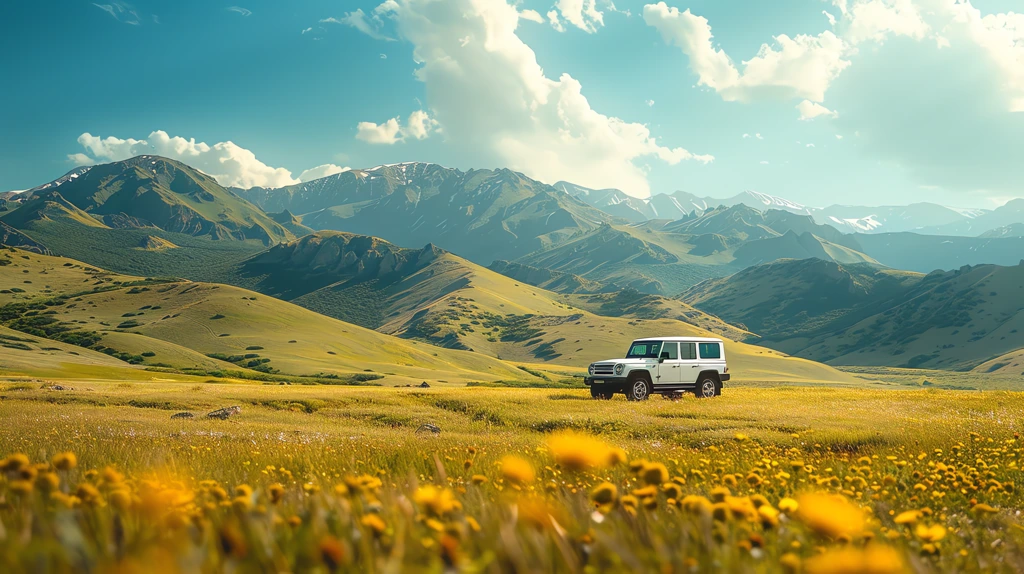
top-left (588, 364), bottom-right (595, 375)
top-left (614, 363), bottom-right (624, 375)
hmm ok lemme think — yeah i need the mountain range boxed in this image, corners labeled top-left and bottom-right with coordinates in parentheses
top-left (559, 180), bottom-right (1001, 237)
top-left (2, 154), bottom-right (1024, 378)
top-left (236, 163), bottom-right (614, 263)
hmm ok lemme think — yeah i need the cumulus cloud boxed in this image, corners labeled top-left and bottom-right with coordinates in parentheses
top-left (644, 3), bottom-right (850, 103)
top-left (373, 0), bottom-right (710, 198)
top-left (68, 131), bottom-right (300, 189)
top-left (547, 10), bottom-right (566, 32)
top-left (797, 99), bottom-right (838, 120)
top-left (519, 9), bottom-right (545, 24)
top-left (552, 0), bottom-right (605, 33)
top-left (322, 9), bottom-right (394, 41)
top-left (646, 0), bottom-right (1024, 197)
top-left (299, 164), bottom-right (351, 182)
top-left (356, 110), bottom-right (439, 145)
top-left (842, 0), bottom-right (929, 44)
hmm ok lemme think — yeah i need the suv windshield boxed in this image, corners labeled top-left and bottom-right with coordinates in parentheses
top-left (626, 341), bottom-right (662, 359)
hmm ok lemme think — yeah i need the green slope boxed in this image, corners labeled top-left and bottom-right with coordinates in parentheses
top-left (229, 233), bottom-right (854, 384)
top-left (683, 258), bottom-right (1024, 370)
top-left (0, 249), bottom-right (533, 385)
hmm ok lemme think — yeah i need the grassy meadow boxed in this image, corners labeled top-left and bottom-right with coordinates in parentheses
top-left (3, 246), bottom-right (1024, 572)
top-left (2, 381), bottom-right (1023, 572)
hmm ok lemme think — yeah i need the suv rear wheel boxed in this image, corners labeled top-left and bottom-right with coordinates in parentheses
top-left (626, 375), bottom-right (652, 401)
top-left (694, 375), bottom-right (721, 399)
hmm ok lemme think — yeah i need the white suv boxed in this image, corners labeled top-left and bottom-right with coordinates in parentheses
top-left (585, 337), bottom-right (729, 400)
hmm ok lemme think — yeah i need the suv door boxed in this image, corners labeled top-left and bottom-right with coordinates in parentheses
top-left (657, 342), bottom-right (681, 385)
top-left (678, 342), bottom-right (699, 385)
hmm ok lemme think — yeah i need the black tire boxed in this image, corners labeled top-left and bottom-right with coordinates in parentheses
top-left (694, 374), bottom-right (721, 399)
top-left (626, 375), bottom-right (652, 401)
top-left (590, 388), bottom-right (614, 400)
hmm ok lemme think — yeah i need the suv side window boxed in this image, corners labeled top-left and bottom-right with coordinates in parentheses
top-left (679, 342), bottom-right (696, 360)
top-left (699, 342), bottom-right (721, 359)
top-left (661, 342), bottom-right (679, 360)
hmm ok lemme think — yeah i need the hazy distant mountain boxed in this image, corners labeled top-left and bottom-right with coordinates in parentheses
top-left (5, 157), bottom-right (292, 244)
top-left (553, 182), bottom-right (655, 222)
top-left (558, 182), bottom-right (815, 222)
top-left (981, 223), bottom-right (1024, 238)
top-left (554, 180), bottom-right (1010, 238)
top-left (682, 258), bottom-right (1024, 370)
top-left (813, 203), bottom-right (988, 234)
top-left (237, 163), bottom-right (615, 263)
top-left (855, 233), bottom-right (1024, 272)
top-left (917, 199), bottom-right (1024, 236)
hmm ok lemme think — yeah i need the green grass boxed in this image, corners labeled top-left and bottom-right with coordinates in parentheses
top-left (0, 382), bottom-right (1022, 571)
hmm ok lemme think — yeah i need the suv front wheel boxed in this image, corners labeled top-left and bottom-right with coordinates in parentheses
top-left (695, 375), bottom-right (721, 399)
top-left (626, 375), bottom-right (652, 401)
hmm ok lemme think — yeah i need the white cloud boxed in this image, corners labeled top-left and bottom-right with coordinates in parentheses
top-left (299, 164), bottom-right (351, 182)
top-left (742, 133), bottom-right (751, 139)
top-left (322, 9), bottom-right (395, 41)
top-left (835, 134), bottom-right (844, 139)
top-left (375, 0), bottom-right (710, 198)
top-left (227, 6), bottom-right (252, 17)
top-left (806, 143), bottom-right (815, 148)
top-left (760, 160), bottom-right (770, 165)
top-left (301, 27), bottom-right (312, 34)
top-left (356, 110), bottom-right (439, 145)
top-left (644, 2), bottom-right (850, 103)
top-left (92, 2), bottom-right (140, 25)
top-left (69, 131), bottom-right (300, 189)
top-left (823, 10), bottom-right (837, 27)
top-left (843, 0), bottom-right (928, 45)
top-left (552, 0), bottom-right (605, 33)
top-left (755, 133), bottom-right (763, 139)
top-left (547, 10), bottom-right (566, 32)
top-left (380, 53), bottom-right (388, 59)
top-left (645, 99), bottom-right (655, 107)
top-left (519, 9), bottom-right (545, 24)
top-left (797, 99), bottom-right (838, 120)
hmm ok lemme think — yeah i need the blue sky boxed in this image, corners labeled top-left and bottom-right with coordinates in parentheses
top-left (1, 1), bottom-right (1021, 208)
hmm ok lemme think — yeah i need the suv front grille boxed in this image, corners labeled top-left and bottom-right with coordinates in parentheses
top-left (592, 363), bottom-right (616, 376)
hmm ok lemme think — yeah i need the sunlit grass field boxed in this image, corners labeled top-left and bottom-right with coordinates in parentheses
top-left (2, 382), bottom-right (1022, 572)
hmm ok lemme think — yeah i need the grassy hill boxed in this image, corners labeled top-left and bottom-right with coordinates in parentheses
top-left (682, 258), bottom-right (1024, 370)
top-left (0, 219), bottom-right (266, 282)
top-left (3, 156), bottom-right (292, 245)
top-left (0, 249), bottom-right (535, 385)
top-left (227, 233), bottom-right (854, 384)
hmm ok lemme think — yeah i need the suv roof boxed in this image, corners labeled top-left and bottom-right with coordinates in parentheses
top-left (633, 336), bottom-right (723, 343)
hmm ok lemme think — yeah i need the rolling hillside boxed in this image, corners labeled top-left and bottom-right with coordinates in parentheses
top-left (4, 157), bottom-right (292, 244)
top-left (236, 163), bottom-right (615, 263)
top-left (226, 233), bottom-right (854, 383)
top-left (682, 258), bottom-right (1024, 370)
top-left (0, 249), bottom-right (534, 385)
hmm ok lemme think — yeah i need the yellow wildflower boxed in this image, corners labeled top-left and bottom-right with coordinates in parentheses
top-left (797, 493), bottom-right (865, 538)
top-left (499, 456), bottom-right (535, 486)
